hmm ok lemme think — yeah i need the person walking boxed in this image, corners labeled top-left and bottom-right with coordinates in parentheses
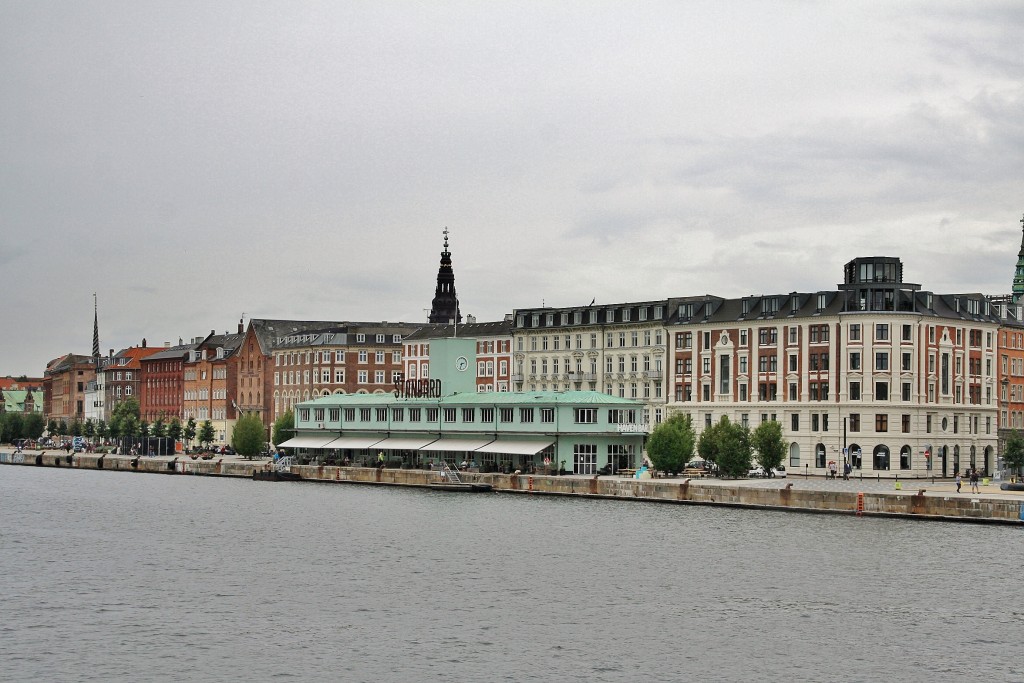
top-left (970, 468), bottom-right (980, 494)
top-left (843, 461), bottom-right (851, 480)
top-left (955, 472), bottom-right (962, 493)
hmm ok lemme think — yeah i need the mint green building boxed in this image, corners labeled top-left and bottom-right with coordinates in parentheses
top-left (287, 391), bottom-right (648, 475)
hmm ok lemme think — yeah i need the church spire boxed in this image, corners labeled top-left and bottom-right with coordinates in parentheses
top-left (92, 293), bottom-right (101, 359)
top-left (428, 228), bottom-right (462, 324)
top-left (1013, 214), bottom-right (1024, 304)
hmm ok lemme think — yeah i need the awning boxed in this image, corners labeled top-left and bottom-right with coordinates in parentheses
top-left (418, 438), bottom-right (494, 452)
top-left (325, 436), bottom-right (385, 449)
top-left (372, 437), bottom-right (437, 450)
top-left (277, 435), bottom-right (340, 449)
top-left (474, 439), bottom-right (554, 455)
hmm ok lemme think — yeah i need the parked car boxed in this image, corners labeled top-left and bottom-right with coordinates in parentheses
top-left (748, 465), bottom-right (787, 478)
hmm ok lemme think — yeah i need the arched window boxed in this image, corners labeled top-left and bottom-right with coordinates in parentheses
top-left (873, 444), bottom-right (890, 470)
top-left (953, 444), bottom-right (960, 475)
top-left (899, 445), bottom-right (911, 470)
top-left (789, 442), bottom-right (800, 467)
top-left (849, 443), bottom-right (862, 469)
top-left (815, 443), bottom-right (826, 468)
top-left (969, 444), bottom-right (976, 469)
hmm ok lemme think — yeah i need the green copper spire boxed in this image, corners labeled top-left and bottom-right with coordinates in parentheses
top-left (1014, 214), bottom-right (1024, 303)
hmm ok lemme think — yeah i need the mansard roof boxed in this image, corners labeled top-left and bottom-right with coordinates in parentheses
top-left (404, 320), bottom-right (514, 341)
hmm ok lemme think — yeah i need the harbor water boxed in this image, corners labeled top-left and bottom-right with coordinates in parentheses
top-left (1, 466), bottom-right (1020, 682)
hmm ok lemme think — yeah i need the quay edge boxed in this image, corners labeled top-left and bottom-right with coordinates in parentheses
top-left (2, 452), bottom-right (1023, 525)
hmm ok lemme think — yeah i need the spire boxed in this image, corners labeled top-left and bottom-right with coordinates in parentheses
top-left (92, 293), bottom-right (101, 360)
top-left (428, 227), bottom-right (462, 324)
top-left (1013, 214), bottom-right (1024, 303)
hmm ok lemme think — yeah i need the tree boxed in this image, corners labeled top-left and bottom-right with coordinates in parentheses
top-left (140, 421), bottom-right (150, 438)
top-left (23, 413), bottom-right (45, 440)
top-left (198, 420), bottom-right (215, 449)
top-left (71, 420), bottom-right (84, 437)
top-left (167, 417), bottom-right (182, 445)
top-left (46, 419), bottom-right (58, 437)
top-left (151, 417), bottom-right (167, 439)
top-left (1004, 431), bottom-right (1024, 478)
top-left (698, 416), bottom-right (751, 478)
top-left (232, 413), bottom-right (265, 459)
top-left (84, 419), bottom-right (96, 441)
top-left (272, 409), bottom-right (293, 449)
top-left (96, 419), bottom-right (108, 441)
top-left (184, 417), bottom-right (197, 449)
top-left (646, 414), bottom-right (695, 475)
top-left (751, 419), bottom-right (786, 475)
top-left (57, 419), bottom-right (68, 437)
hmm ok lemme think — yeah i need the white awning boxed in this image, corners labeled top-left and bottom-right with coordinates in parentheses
top-left (372, 437), bottom-right (437, 450)
top-left (325, 436), bottom-right (385, 449)
top-left (277, 435), bottom-right (340, 449)
top-left (418, 438), bottom-right (494, 452)
top-left (474, 439), bottom-right (554, 455)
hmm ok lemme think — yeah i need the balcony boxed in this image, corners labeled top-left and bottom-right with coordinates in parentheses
top-left (583, 373), bottom-right (598, 381)
top-left (643, 371), bottom-right (662, 380)
top-left (511, 374), bottom-right (524, 382)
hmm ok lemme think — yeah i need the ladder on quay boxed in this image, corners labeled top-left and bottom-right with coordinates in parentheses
top-left (438, 460), bottom-right (462, 484)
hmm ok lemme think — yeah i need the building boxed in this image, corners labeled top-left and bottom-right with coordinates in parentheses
top-left (139, 341), bottom-right (199, 423)
top-left (512, 300), bottom-right (669, 425)
top-left (402, 318), bottom-right (515, 393)
top-left (0, 389), bottom-right (42, 415)
top-left (271, 321), bottom-right (421, 420)
top-left (42, 354), bottom-right (97, 424)
top-left (286, 338), bottom-right (648, 474)
top-left (183, 331), bottom-right (244, 443)
top-left (667, 256), bottom-right (1001, 478)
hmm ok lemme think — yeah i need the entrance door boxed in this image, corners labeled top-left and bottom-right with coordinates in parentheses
top-left (940, 445), bottom-right (948, 477)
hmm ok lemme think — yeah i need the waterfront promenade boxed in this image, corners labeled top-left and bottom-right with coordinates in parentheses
top-left (2, 448), bottom-right (1022, 524)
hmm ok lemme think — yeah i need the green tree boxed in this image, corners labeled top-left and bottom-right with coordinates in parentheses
top-left (151, 417), bottom-right (167, 439)
top-left (232, 413), bottom-right (265, 459)
top-left (167, 417), bottom-right (182, 446)
top-left (646, 414), bottom-right (695, 475)
top-left (57, 419), bottom-right (68, 437)
top-left (122, 415), bottom-right (140, 439)
top-left (46, 419), bottom-right (58, 437)
top-left (184, 417), bottom-right (197, 447)
top-left (96, 419), bottom-right (108, 441)
top-left (23, 413), bottom-right (45, 440)
top-left (751, 419), bottom-right (786, 476)
top-left (71, 420), bottom-right (84, 437)
top-left (111, 397), bottom-right (141, 423)
top-left (140, 420), bottom-right (150, 438)
top-left (698, 416), bottom-right (751, 478)
top-left (272, 409), bottom-right (293, 449)
top-left (84, 419), bottom-right (96, 441)
top-left (1003, 431), bottom-right (1024, 478)
top-left (198, 420), bottom-right (215, 448)
top-left (5, 413), bottom-right (25, 442)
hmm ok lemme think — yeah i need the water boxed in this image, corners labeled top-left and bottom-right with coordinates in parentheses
top-left (1, 466), bottom-right (1021, 682)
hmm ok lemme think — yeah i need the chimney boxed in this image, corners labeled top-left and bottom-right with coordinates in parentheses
top-left (165, 341), bottom-right (171, 348)
top-left (142, 338), bottom-right (147, 348)
top-left (238, 318), bottom-right (243, 334)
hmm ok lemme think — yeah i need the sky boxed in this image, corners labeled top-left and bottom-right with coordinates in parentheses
top-left (2, 1), bottom-right (1023, 377)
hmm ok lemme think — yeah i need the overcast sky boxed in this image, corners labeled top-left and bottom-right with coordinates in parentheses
top-left (2, 1), bottom-right (1023, 377)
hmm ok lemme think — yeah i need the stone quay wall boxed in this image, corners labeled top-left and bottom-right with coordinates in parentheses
top-left (3, 452), bottom-right (1022, 525)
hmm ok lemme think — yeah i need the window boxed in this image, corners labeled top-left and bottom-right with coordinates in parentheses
top-left (875, 382), bottom-right (888, 401)
top-left (520, 408), bottom-right (535, 423)
top-left (849, 413), bottom-right (860, 432)
top-left (462, 408), bottom-right (475, 422)
top-left (850, 352), bottom-right (860, 371)
top-left (875, 352), bottom-right (889, 371)
top-left (541, 408), bottom-right (555, 423)
top-left (791, 414), bottom-right (799, 431)
top-left (849, 324), bottom-right (861, 341)
top-left (876, 324), bottom-right (889, 341)
top-left (902, 414), bottom-right (911, 433)
top-left (875, 414), bottom-right (888, 432)
top-left (360, 408), bottom-right (371, 421)
top-left (481, 407), bottom-right (494, 423)
top-left (376, 407), bottom-right (387, 422)
top-left (356, 334), bottom-right (365, 343)
top-left (901, 382), bottom-right (911, 401)
top-left (358, 351), bottom-right (368, 363)
top-left (443, 408), bottom-right (457, 423)
top-left (902, 324), bottom-right (912, 342)
top-left (375, 371), bottom-right (385, 384)
top-left (391, 408), bottom-right (404, 422)
top-left (357, 370), bottom-right (368, 384)
top-left (574, 444), bottom-right (598, 475)
top-left (500, 407), bottom-right (514, 423)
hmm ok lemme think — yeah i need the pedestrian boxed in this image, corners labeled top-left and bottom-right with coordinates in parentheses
top-left (843, 461), bottom-right (851, 480)
top-left (829, 461), bottom-right (837, 480)
top-left (970, 468), bottom-right (980, 494)
top-left (955, 472), bottom-right (962, 493)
